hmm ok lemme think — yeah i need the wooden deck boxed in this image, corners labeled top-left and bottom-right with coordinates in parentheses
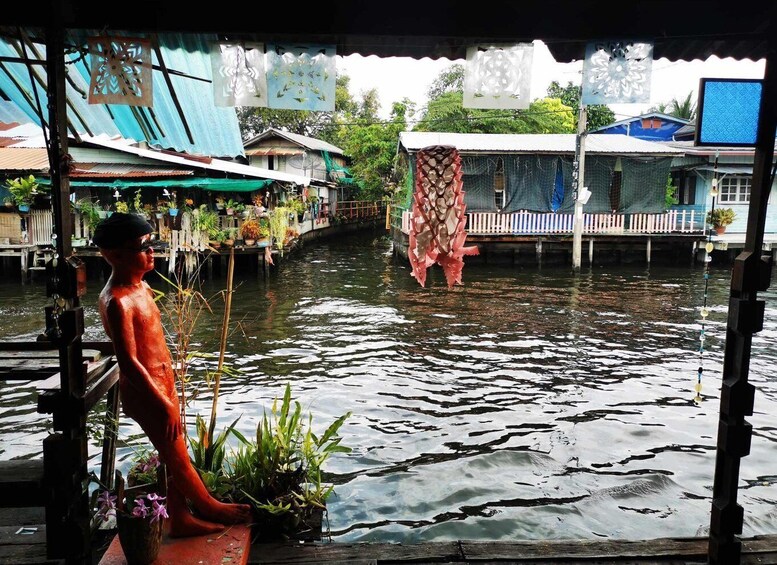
top-left (0, 508), bottom-right (61, 565)
top-left (248, 535), bottom-right (777, 564)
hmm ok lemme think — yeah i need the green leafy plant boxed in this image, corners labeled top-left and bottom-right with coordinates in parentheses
top-left (240, 219), bottom-right (261, 240)
top-left (5, 175), bottom-right (41, 207)
top-left (707, 207), bottom-right (736, 228)
top-left (75, 198), bottom-right (102, 233)
top-left (665, 176), bottom-right (678, 210)
top-left (189, 415), bottom-right (242, 500)
top-left (286, 197), bottom-right (306, 215)
top-left (268, 207), bottom-right (289, 249)
top-left (115, 201), bottom-right (130, 214)
top-left (220, 384), bottom-right (351, 537)
top-left (133, 189), bottom-right (144, 213)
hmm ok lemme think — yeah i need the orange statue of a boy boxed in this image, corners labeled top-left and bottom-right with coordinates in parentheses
top-left (94, 213), bottom-right (251, 537)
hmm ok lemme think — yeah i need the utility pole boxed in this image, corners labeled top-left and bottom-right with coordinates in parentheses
top-left (572, 105), bottom-right (587, 270)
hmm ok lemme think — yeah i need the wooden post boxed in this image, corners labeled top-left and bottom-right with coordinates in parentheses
top-left (536, 237), bottom-right (542, 264)
top-left (572, 106), bottom-right (587, 271)
top-left (44, 20), bottom-right (90, 563)
top-left (588, 238), bottom-right (594, 265)
top-left (708, 45), bottom-right (777, 565)
top-left (646, 237), bottom-right (652, 264)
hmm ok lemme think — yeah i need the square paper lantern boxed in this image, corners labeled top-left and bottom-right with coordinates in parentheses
top-left (265, 44), bottom-right (336, 112)
top-left (581, 40), bottom-right (653, 105)
top-left (211, 42), bottom-right (268, 107)
top-left (463, 44), bottom-right (534, 109)
top-left (696, 78), bottom-right (761, 147)
top-left (87, 36), bottom-right (152, 106)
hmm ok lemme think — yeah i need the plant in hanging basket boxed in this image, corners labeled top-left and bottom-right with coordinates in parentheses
top-left (203, 384), bottom-right (351, 542)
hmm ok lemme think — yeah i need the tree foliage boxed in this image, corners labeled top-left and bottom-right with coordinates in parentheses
top-left (546, 81), bottom-right (616, 131)
top-left (649, 92), bottom-right (697, 121)
top-left (414, 91), bottom-right (574, 134)
top-left (236, 75), bottom-right (357, 140)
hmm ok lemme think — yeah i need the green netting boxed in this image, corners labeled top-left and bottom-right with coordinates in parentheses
top-left (620, 157), bottom-right (673, 213)
top-left (461, 155), bottom-right (498, 212)
top-left (503, 155), bottom-right (558, 212)
top-left (559, 156), bottom-right (616, 213)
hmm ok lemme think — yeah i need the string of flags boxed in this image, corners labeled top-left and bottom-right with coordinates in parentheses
top-left (86, 36), bottom-right (653, 111)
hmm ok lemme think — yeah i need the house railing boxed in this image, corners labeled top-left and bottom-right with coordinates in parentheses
top-left (399, 209), bottom-right (701, 236)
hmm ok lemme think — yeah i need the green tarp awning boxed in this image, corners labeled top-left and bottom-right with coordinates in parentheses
top-left (39, 177), bottom-right (274, 192)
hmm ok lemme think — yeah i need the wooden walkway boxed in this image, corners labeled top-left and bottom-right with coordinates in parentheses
top-left (248, 535), bottom-right (777, 564)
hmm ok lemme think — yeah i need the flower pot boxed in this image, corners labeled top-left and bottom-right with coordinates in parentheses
top-left (244, 239), bottom-right (256, 246)
top-left (226, 208), bottom-right (234, 216)
top-left (116, 512), bottom-right (163, 565)
top-left (18, 204), bottom-right (30, 213)
top-left (714, 226), bottom-right (726, 235)
top-left (169, 208), bottom-right (178, 217)
top-left (252, 505), bottom-right (324, 543)
top-left (97, 210), bottom-right (109, 219)
top-left (155, 213), bottom-right (163, 219)
top-left (225, 239), bottom-right (234, 247)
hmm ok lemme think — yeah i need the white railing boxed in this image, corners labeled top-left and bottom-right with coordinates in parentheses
top-left (400, 210), bottom-right (701, 236)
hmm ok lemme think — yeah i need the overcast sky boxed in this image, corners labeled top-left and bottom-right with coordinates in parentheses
top-left (337, 41), bottom-right (766, 123)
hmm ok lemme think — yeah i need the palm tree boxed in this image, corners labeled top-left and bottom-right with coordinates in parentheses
top-left (669, 92), bottom-right (696, 120)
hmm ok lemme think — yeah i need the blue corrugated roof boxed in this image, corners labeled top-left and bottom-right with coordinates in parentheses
top-left (0, 32), bottom-right (244, 158)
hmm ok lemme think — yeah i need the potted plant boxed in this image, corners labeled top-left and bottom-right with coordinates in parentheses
top-left (5, 175), bottom-right (40, 212)
top-left (115, 201), bottom-right (130, 214)
top-left (213, 384), bottom-right (351, 542)
top-left (224, 227), bottom-right (237, 247)
top-left (95, 451), bottom-right (167, 565)
top-left (225, 198), bottom-right (239, 216)
top-left (241, 218), bottom-right (260, 245)
top-left (707, 208), bottom-right (736, 235)
top-left (74, 198), bottom-right (101, 243)
top-left (258, 223), bottom-right (270, 246)
top-left (155, 201), bottom-right (168, 219)
top-left (215, 195), bottom-right (226, 211)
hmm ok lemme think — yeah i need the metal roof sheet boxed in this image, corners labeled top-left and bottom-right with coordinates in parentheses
top-left (71, 163), bottom-right (195, 178)
top-left (245, 128), bottom-right (345, 156)
top-left (245, 148), bottom-right (305, 157)
top-left (0, 32), bottom-right (245, 158)
top-left (79, 135), bottom-right (310, 185)
top-left (0, 147), bottom-right (49, 170)
top-left (592, 113), bottom-right (690, 132)
top-left (399, 132), bottom-right (683, 155)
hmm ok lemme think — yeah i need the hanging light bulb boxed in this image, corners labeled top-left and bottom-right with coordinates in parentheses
top-left (710, 178), bottom-right (719, 197)
top-left (700, 307), bottom-right (709, 318)
top-left (705, 242), bottom-right (714, 253)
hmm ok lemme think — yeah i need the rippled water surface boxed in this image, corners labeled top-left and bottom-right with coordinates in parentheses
top-left (1, 234), bottom-right (776, 542)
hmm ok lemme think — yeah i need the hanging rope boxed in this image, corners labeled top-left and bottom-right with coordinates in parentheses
top-left (695, 151), bottom-right (719, 405)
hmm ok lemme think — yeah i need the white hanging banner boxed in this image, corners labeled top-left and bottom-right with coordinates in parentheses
top-left (581, 40), bottom-right (653, 105)
top-left (463, 43), bottom-right (534, 110)
top-left (210, 42), bottom-right (268, 107)
top-left (265, 44), bottom-right (336, 112)
top-left (87, 36), bottom-right (152, 107)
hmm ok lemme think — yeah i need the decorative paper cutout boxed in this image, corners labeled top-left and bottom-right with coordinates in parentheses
top-left (265, 44), bottom-right (336, 112)
top-left (87, 36), bottom-right (152, 106)
top-left (463, 44), bottom-right (534, 109)
top-left (409, 145), bottom-right (479, 288)
top-left (210, 42), bottom-right (268, 107)
top-left (581, 41), bottom-right (653, 105)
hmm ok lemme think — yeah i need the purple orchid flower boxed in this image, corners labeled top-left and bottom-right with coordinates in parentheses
top-left (131, 498), bottom-right (148, 518)
top-left (150, 500), bottom-right (169, 523)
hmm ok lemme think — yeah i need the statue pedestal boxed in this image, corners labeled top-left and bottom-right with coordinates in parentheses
top-left (99, 524), bottom-right (251, 565)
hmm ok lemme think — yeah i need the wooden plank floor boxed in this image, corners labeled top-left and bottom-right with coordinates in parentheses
top-left (249, 534), bottom-right (777, 564)
top-left (0, 507), bottom-right (62, 565)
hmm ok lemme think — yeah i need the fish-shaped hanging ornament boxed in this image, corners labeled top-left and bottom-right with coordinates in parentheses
top-left (409, 145), bottom-right (479, 288)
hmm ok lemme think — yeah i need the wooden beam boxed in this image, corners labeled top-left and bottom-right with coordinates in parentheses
top-left (153, 37), bottom-right (194, 145)
top-left (708, 37), bottom-right (777, 565)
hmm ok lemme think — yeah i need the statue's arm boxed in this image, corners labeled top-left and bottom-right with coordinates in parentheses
top-left (105, 297), bottom-right (182, 441)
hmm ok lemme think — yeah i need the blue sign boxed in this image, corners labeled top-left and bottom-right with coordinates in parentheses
top-left (696, 78), bottom-right (762, 146)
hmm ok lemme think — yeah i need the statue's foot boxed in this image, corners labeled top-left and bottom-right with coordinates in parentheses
top-left (167, 512), bottom-right (225, 538)
top-left (197, 501), bottom-right (252, 525)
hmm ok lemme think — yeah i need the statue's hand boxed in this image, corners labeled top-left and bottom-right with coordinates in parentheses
top-left (164, 402), bottom-right (182, 441)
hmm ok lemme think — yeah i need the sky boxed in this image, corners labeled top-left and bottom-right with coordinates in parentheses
top-left (337, 40), bottom-right (766, 123)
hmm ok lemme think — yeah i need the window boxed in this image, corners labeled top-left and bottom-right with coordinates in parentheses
top-left (267, 155), bottom-right (275, 170)
top-left (719, 176), bottom-right (751, 203)
top-left (671, 171), bottom-right (696, 205)
top-left (494, 158), bottom-right (505, 209)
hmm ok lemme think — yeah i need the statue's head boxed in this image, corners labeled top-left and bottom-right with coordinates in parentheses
top-left (93, 213), bottom-right (156, 274)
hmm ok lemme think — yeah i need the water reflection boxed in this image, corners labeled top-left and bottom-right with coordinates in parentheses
top-left (0, 234), bottom-right (775, 542)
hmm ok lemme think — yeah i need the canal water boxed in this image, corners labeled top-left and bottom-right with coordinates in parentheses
top-left (1, 234), bottom-right (776, 543)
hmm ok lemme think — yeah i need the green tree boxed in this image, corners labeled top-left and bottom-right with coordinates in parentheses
top-left (414, 91), bottom-right (574, 134)
top-left (237, 75), bottom-right (357, 140)
top-left (668, 92), bottom-right (697, 120)
top-left (546, 81), bottom-right (616, 130)
top-left (426, 64), bottom-right (465, 99)
top-left (338, 100), bottom-right (413, 201)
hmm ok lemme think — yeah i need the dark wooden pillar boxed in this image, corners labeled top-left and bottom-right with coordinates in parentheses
top-left (43, 16), bottom-right (90, 564)
top-left (708, 41), bottom-right (777, 565)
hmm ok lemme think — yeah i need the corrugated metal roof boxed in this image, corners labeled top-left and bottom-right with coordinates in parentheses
top-left (399, 132), bottom-right (683, 155)
top-left (0, 123), bottom-right (46, 139)
top-left (591, 113), bottom-right (690, 132)
top-left (0, 147), bottom-right (49, 170)
top-left (245, 148), bottom-right (305, 157)
top-left (244, 128), bottom-right (345, 156)
top-left (79, 135), bottom-right (310, 185)
top-left (71, 163), bottom-right (195, 178)
top-left (0, 32), bottom-right (244, 158)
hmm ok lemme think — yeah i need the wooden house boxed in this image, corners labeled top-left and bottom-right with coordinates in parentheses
top-left (243, 128), bottom-right (349, 212)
